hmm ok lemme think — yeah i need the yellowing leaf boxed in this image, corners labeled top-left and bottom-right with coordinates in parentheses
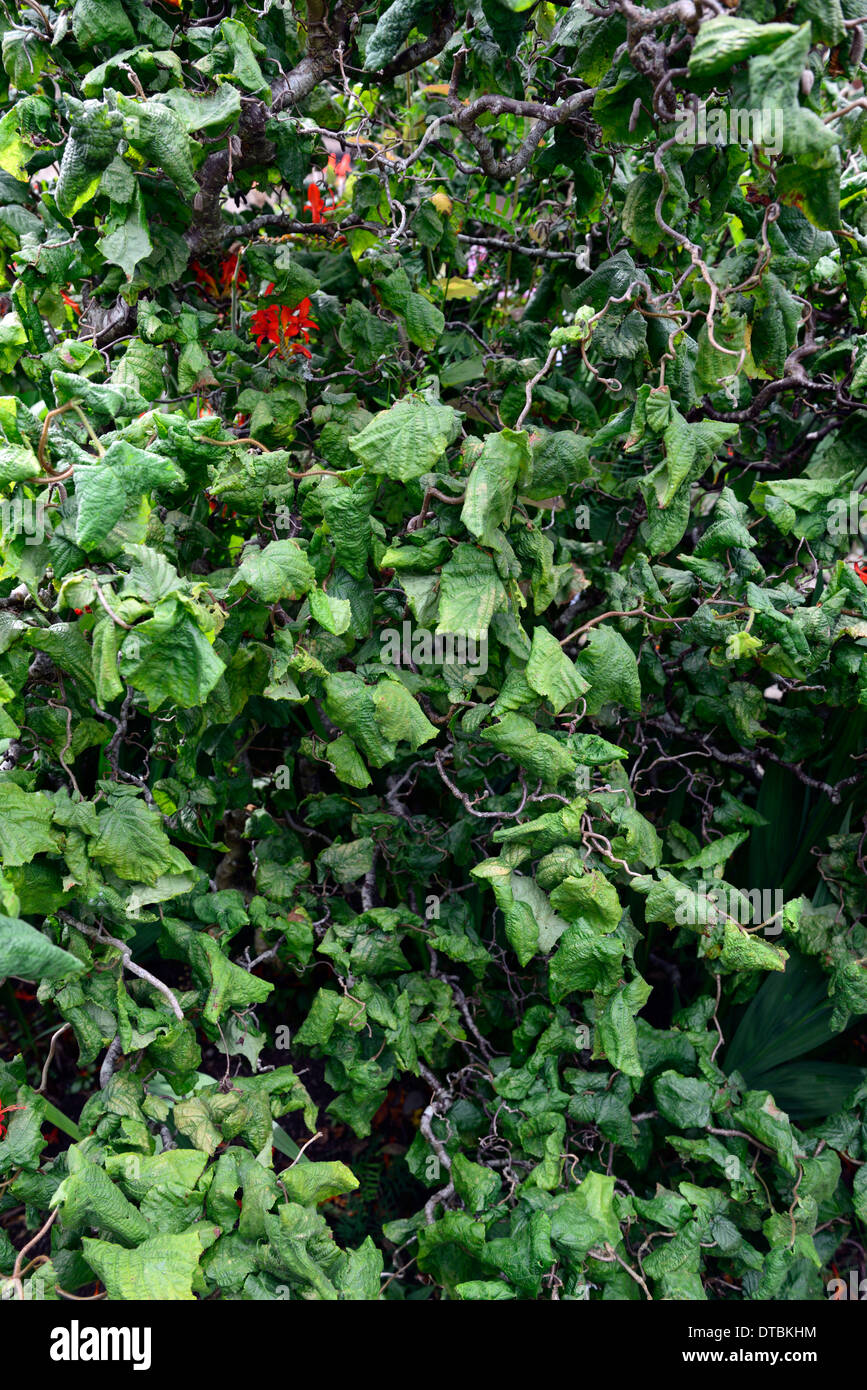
top-left (0, 108), bottom-right (33, 181)
top-left (434, 277), bottom-right (479, 300)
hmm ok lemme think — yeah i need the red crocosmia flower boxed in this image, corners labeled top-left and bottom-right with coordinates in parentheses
top-left (191, 256), bottom-right (247, 301)
top-left (327, 152), bottom-right (352, 180)
top-left (219, 253), bottom-right (246, 294)
top-left (853, 560), bottom-right (867, 585)
top-left (60, 289), bottom-right (81, 315)
top-left (304, 183), bottom-right (325, 224)
top-left (190, 260), bottom-right (219, 297)
top-left (250, 287), bottom-right (318, 358)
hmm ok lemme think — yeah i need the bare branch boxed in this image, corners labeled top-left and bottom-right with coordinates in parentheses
top-left (59, 912), bottom-right (184, 1022)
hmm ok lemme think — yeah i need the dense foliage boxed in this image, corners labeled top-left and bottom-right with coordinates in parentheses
top-left (1, 0), bottom-right (867, 1303)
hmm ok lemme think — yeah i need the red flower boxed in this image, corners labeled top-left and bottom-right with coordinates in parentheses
top-left (327, 152), bottom-right (352, 181)
top-left (60, 289), bottom-right (81, 315)
top-left (250, 286), bottom-right (318, 358)
top-left (190, 260), bottom-right (219, 297)
top-left (854, 560), bottom-right (867, 585)
top-left (304, 183), bottom-right (325, 224)
top-left (191, 256), bottom-right (246, 300)
top-left (219, 253), bottom-right (246, 294)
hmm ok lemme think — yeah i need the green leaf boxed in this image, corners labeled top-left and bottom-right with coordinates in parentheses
top-left (317, 837), bottom-right (376, 884)
top-left (437, 543), bottom-right (508, 638)
top-left (596, 986), bottom-right (645, 1078)
top-left (482, 714), bottom-right (577, 786)
top-left (162, 919), bottom-right (273, 1024)
top-left (90, 792), bottom-right (191, 884)
top-left (120, 602), bottom-right (226, 712)
top-left (509, 872), bottom-right (570, 954)
top-left (324, 672), bottom-right (396, 767)
top-left (72, 0), bottom-right (136, 48)
top-left (549, 871), bottom-right (622, 933)
top-left (718, 921), bottom-right (788, 973)
top-left (0, 914), bottom-right (83, 983)
top-left (2, 29), bottom-right (48, 92)
top-left (365, 0), bottom-right (440, 69)
top-left (326, 735), bottom-right (372, 789)
top-left (461, 429), bottom-right (530, 542)
top-left (371, 678), bottom-right (437, 751)
top-left (52, 1151), bottom-right (150, 1245)
top-left (688, 15), bottom-right (799, 78)
top-left (308, 586), bottom-right (352, 635)
top-left (96, 185), bottom-right (153, 282)
top-left (550, 1172), bottom-right (620, 1257)
top-left (231, 540), bottom-right (315, 604)
top-left (74, 441), bottom-right (183, 551)
top-left (157, 86), bottom-right (242, 134)
top-left (219, 18), bottom-right (270, 97)
top-left (117, 94), bottom-right (198, 200)
top-left (54, 98), bottom-right (124, 216)
top-left (402, 292), bottom-right (445, 351)
top-left (653, 1071), bottom-right (713, 1129)
top-left (548, 920), bottom-right (624, 1002)
top-left (82, 1228), bottom-right (207, 1300)
top-left (573, 625), bottom-right (642, 715)
top-left (348, 396), bottom-right (460, 481)
top-left (104, 1148), bottom-right (208, 1200)
top-left (525, 627), bottom-right (589, 714)
top-left (279, 1161), bottom-right (359, 1206)
top-left (0, 783), bottom-right (56, 866)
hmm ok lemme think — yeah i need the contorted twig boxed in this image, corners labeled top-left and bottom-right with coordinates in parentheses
top-left (58, 912), bottom-right (184, 1021)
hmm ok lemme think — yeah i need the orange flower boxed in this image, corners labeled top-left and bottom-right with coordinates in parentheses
top-left (250, 285), bottom-right (318, 358)
top-left (60, 289), bottom-right (81, 315)
top-left (219, 253), bottom-right (246, 294)
top-left (327, 151), bottom-right (352, 180)
top-left (304, 183), bottom-right (325, 224)
top-left (191, 260), bottom-right (219, 296)
top-left (191, 255), bottom-right (246, 299)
